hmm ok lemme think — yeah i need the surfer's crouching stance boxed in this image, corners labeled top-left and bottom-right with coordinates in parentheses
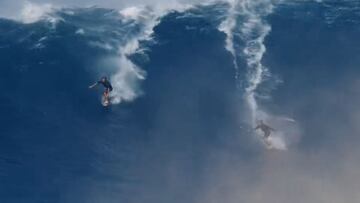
top-left (89, 76), bottom-right (113, 104)
top-left (254, 120), bottom-right (275, 139)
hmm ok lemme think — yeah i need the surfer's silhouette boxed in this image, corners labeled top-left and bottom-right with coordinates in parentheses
top-left (89, 76), bottom-right (113, 106)
top-left (254, 120), bottom-right (275, 139)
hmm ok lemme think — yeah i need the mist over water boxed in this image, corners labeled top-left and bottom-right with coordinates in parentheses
top-left (1, 0), bottom-right (360, 202)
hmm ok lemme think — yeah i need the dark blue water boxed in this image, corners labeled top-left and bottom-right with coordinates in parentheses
top-left (0, 1), bottom-right (360, 202)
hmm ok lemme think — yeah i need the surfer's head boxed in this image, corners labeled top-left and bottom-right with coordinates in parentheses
top-left (101, 76), bottom-right (107, 82)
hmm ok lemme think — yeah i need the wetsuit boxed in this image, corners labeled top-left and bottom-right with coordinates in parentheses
top-left (97, 80), bottom-right (113, 92)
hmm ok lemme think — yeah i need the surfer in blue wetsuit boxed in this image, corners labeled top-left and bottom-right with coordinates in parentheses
top-left (89, 76), bottom-right (113, 103)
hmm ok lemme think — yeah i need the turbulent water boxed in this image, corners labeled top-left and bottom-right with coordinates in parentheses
top-left (1, 0), bottom-right (360, 202)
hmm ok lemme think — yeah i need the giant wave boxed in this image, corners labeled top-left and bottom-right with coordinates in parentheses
top-left (1, 0), bottom-right (360, 202)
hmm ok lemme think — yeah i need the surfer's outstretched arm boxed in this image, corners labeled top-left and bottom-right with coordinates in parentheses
top-left (89, 82), bottom-right (98, 89)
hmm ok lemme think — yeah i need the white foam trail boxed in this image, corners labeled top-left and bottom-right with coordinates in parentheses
top-left (110, 7), bottom-right (157, 104)
top-left (110, 39), bottom-right (148, 104)
top-left (268, 132), bottom-right (287, 150)
top-left (219, 0), bottom-right (273, 121)
top-left (239, 0), bottom-right (273, 125)
top-left (111, 4), bottom-right (192, 104)
top-left (218, 0), bottom-right (239, 77)
top-left (219, 0), bottom-right (297, 150)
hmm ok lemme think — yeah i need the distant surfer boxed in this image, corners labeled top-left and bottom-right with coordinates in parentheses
top-left (254, 120), bottom-right (275, 139)
top-left (89, 76), bottom-right (113, 106)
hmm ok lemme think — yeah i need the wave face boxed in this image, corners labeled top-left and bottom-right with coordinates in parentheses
top-left (1, 1), bottom-right (360, 202)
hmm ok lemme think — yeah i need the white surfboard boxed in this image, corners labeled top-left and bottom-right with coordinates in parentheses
top-left (101, 95), bottom-right (110, 107)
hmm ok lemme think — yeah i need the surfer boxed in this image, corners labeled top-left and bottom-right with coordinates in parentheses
top-left (89, 76), bottom-right (113, 104)
top-left (254, 120), bottom-right (275, 139)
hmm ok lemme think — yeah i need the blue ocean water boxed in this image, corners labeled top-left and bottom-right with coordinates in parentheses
top-left (1, 1), bottom-right (360, 202)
